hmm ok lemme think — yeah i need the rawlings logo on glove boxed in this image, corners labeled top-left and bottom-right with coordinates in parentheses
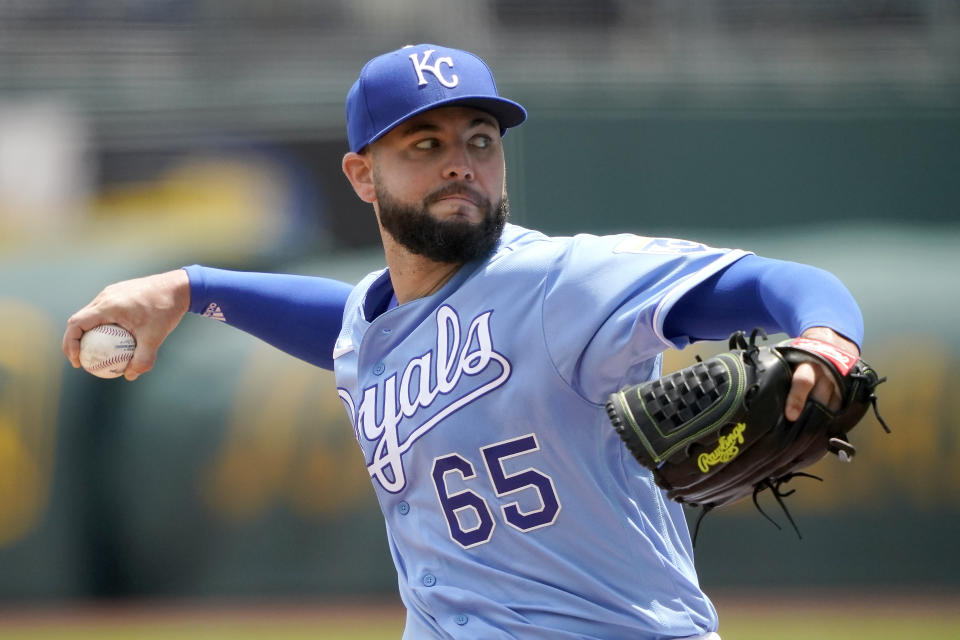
top-left (698, 423), bottom-right (746, 472)
top-left (606, 329), bottom-right (889, 540)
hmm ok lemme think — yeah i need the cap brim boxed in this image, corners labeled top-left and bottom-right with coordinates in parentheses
top-left (360, 95), bottom-right (527, 151)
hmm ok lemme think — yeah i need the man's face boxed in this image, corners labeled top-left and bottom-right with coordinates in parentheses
top-left (368, 106), bottom-right (509, 263)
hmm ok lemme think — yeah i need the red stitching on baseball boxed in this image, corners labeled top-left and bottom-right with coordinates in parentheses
top-left (95, 325), bottom-right (130, 338)
top-left (91, 353), bottom-right (133, 370)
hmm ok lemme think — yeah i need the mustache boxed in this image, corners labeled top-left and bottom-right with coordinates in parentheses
top-left (424, 183), bottom-right (490, 209)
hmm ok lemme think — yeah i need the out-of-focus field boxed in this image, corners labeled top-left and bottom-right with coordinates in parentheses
top-left (0, 592), bottom-right (957, 639)
top-left (0, 601), bottom-right (405, 640)
top-left (712, 591), bottom-right (960, 640)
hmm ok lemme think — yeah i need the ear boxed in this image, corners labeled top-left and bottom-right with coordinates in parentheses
top-left (342, 151), bottom-right (377, 204)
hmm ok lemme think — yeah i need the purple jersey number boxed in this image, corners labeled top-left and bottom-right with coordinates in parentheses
top-left (432, 433), bottom-right (561, 549)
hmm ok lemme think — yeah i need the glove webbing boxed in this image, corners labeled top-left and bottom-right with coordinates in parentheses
top-left (644, 361), bottom-right (727, 432)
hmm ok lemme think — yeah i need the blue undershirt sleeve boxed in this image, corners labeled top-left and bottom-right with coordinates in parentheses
top-left (663, 254), bottom-right (863, 348)
top-left (183, 265), bottom-right (352, 370)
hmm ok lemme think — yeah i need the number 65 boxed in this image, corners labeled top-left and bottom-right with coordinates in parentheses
top-left (431, 433), bottom-right (561, 549)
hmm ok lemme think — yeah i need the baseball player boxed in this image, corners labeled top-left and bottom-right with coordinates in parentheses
top-left (64, 44), bottom-right (863, 639)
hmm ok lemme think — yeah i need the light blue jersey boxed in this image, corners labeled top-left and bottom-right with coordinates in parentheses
top-left (333, 224), bottom-right (749, 639)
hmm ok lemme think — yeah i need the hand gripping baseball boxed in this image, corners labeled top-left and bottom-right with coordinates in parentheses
top-left (606, 328), bottom-right (889, 540)
top-left (63, 269), bottom-right (191, 381)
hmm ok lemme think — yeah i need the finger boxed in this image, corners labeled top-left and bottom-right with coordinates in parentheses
top-left (810, 371), bottom-right (842, 412)
top-left (63, 308), bottom-right (114, 368)
top-left (124, 342), bottom-right (157, 381)
top-left (62, 322), bottom-right (85, 368)
top-left (785, 362), bottom-right (816, 422)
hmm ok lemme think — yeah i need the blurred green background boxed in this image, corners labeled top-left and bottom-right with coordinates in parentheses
top-left (1, 0), bottom-right (958, 634)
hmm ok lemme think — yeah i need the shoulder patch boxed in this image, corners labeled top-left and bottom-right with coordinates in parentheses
top-left (613, 236), bottom-right (707, 255)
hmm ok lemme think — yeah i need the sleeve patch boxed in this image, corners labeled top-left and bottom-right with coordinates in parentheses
top-left (613, 237), bottom-right (708, 255)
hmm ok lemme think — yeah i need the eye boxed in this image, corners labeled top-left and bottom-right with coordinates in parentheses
top-left (414, 138), bottom-right (439, 150)
top-left (470, 134), bottom-right (492, 149)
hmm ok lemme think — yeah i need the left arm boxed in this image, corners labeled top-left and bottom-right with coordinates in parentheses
top-left (663, 254), bottom-right (862, 348)
top-left (663, 254), bottom-right (862, 419)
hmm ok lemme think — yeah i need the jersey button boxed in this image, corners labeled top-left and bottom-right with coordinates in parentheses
top-left (421, 573), bottom-right (436, 587)
top-left (372, 362), bottom-right (385, 375)
top-left (397, 501), bottom-right (410, 515)
top-left (454, 614), bottom-right (468, 626)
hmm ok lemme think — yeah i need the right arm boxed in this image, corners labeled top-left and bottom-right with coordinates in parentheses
top-left (63, 267), bottom-right (352, 380)
top-left (184, 265), bottom-right (352, 370)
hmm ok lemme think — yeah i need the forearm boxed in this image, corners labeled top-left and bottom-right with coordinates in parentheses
top-left (184, 265), bottom-right (352, 370)
top-left (664, 254), bottom-right (864, 348)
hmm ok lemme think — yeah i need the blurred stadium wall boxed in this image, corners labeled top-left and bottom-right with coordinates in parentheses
top-left (0, 0), bottom-right (958, 602)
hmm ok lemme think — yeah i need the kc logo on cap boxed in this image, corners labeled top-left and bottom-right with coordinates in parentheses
top-left (409, 49), bottom-right (459, 88)
top-left (345, 43), bottom-right (527, 152)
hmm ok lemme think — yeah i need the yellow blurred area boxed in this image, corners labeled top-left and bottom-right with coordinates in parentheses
top-left (0, 98), bottom-right (298, 263)
top-left (0, 300), bottom-right (60, 547)
top-left (89, 156), bottom-right (289, 256)
top-left (0, 154), bottom-right (292, 263)
top-left (201, 344), bottom-right (370, 522)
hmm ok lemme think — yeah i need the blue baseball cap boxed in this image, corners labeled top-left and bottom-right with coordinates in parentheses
top-left (346, 44), bottom-right (527, 152)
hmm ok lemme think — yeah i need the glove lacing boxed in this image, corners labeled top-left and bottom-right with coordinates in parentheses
top-left (751, 471), bottom-right (823, 538)
top-left (689, 471), bottom-right (822, 546)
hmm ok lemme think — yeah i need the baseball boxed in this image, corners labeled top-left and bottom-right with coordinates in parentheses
top-left (79, 324), bottom-right (137, 379)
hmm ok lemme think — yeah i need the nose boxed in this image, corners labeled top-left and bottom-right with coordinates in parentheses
top-left (442, 145), bottom-right (474, 181)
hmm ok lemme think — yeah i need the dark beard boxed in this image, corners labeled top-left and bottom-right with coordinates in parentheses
top-left (376, 183), bottom-right (508, 264)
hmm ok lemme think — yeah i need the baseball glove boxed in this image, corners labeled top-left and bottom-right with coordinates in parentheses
top-left (605, 329), bottom-right (888, 539)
